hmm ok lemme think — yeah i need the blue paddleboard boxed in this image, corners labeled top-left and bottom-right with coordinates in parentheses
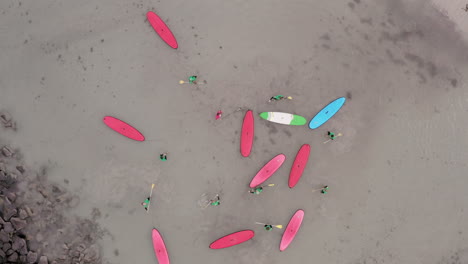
top-left (309, 97), bottom-right (346, 129)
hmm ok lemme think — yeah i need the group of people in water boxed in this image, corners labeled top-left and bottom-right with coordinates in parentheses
top-left (142, 76), bottom-right (339, 229)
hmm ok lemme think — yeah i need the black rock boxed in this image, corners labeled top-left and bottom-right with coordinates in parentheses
top-left (3, 221), bottom-right (13, 233)
top-left (4, 121), bottom-right (16, 130)
top-left (0, 172), bottom-right (17, 190)
top-left (0, 249), bottom-right (5, 258)
top-left (0, 229), bottom-right (10, 243)
top-left (83, 245), bottom-right (99, 263)
top-left (0, 112), bottom-right (12, 124)
top-left (5, 192), bottom-right (16, 202)
top-left (38, 256), bottom-right (48, 264)
top-left (24, 206), bottom-right (34, 217)
top-left (2, 206), bottom-right (17, 221)
top-left (11, 236), bottom-right (26, 251)
top-left (76, 244), bottom-right (86, 252)
top-left (27, 251), bottom-right (38, 263)
top-left (27, 239), bottom-right (40, 252)
top-left (19, 244), bottom-right (28, 255)
top-left (16, 166), bottom-right (25, 174)
top-left (1, 146), bottom-right (13, 157)
top-left (2, 242), bottom-right (11, 251)
top-left (19, 208), bottom-right (28, 220)
top-left (6, 249), bottom-right (13, 256)
top-left (11, 217), bottom-right (27, 231)
top-left (7, 252), bottom-right (18, 262)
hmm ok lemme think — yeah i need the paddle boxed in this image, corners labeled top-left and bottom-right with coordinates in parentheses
top-left (250, 183), bottom-right (275, 190)
top-left (255, 222), bottom-right (283, 229)
top-left (146, 183), bottom-right (155, 213)
top-left (311, 186), bottom-right (329, 193)
top-left (179, 80), bottom-right (205, 84)
top-left (323, 133), bottom-right (343, 144)
top-left (221, 107), bottom-right (247, 119)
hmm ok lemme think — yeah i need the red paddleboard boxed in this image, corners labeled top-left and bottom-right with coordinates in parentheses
top-left (240, 110), bottom-right (254, 157)
top-left (288, 144), bottom-right (311, 188)
top-left (103, 116), bottom-right (145, 141)
top-left (146, 11), bottom-right (178, 49)
top-left (152, 229), bottom-right (170, 264)
top-left (209, 230), bottom-right (255, 249)
top-left (280, 210), bottom-right (304, 251)
top-left (249, 154), bottom-right (286, 188)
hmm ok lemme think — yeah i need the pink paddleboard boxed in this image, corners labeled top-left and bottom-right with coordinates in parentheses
top-left (152, 229), bottom-right (170, 264)
top-left (280, 210), bottom-right (304, 251)
top-left (249, 154), bottom-right (286, 188)
top-left (146, 11), bottom-right (178, 49)
top-left (209, 230), bottom-right (255, 249)
top-left (103, 116), bottom-right (145, 141)
top-left (288, 144), bottom-right (311, 188)
top-left (240, 110), bottom-right (254, 157)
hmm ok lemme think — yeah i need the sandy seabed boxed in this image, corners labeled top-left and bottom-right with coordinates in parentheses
top-left (1, 0), bottom-right (468, 263)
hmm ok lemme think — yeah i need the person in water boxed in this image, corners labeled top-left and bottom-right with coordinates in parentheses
top-left (321, 186), bottom-right (329, 194)
top-left (264, 224), bottom-right (273, 231)
top-left (269, 95), bottom-right (285, 102)
top-left (160, 153), bottom-right (167, 161)
top-left (141, 197), bottom-right (151, 211)
top-left (188, 75), bottom-right (197, 84)
top-left (249, 186), bottom-right (263, 194)
top-left (210, 194), bottom-right (220, 206)
top-left (327, 131), bottom-right (336, 140)
top-left (216, 110), bottom-right (222, 120)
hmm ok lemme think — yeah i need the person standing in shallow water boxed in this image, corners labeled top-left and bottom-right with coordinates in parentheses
top-left (209, 194), bottom-right (220, 206)
top-left (160, 153), bottom-right (167, 161)
top-left (269, 95), bottom-right (284, 102)
top-left (249, 186), bottom-right (263, 195)
top-left (141, 197), bottom-right (151, 211)
top-left (189, 75), bottom-right (197, 84)
top-left (215, 110), bottom-right (222, 120)
top-left (321, 186), bottom-right (329, 194)
top-left (269, 95), bottom-right (292, 102)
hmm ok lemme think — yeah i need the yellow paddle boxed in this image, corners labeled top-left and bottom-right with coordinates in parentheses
top-left (179, 80), bottom-right (204, 84)
top-left (146, 183), bottom-right (155, 213)
top-left (255, 222), bottom-right (283, 229)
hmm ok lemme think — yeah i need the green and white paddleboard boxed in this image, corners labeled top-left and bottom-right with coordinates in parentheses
top-left (259, 112), bottom-right (307, 126)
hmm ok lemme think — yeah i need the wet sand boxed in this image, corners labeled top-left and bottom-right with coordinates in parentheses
top-left (1, 0), bottom-right (468, 263)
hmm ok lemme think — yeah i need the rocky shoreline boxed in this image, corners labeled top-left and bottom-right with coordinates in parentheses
top-left (0, 113), bottom-right (105, 264)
